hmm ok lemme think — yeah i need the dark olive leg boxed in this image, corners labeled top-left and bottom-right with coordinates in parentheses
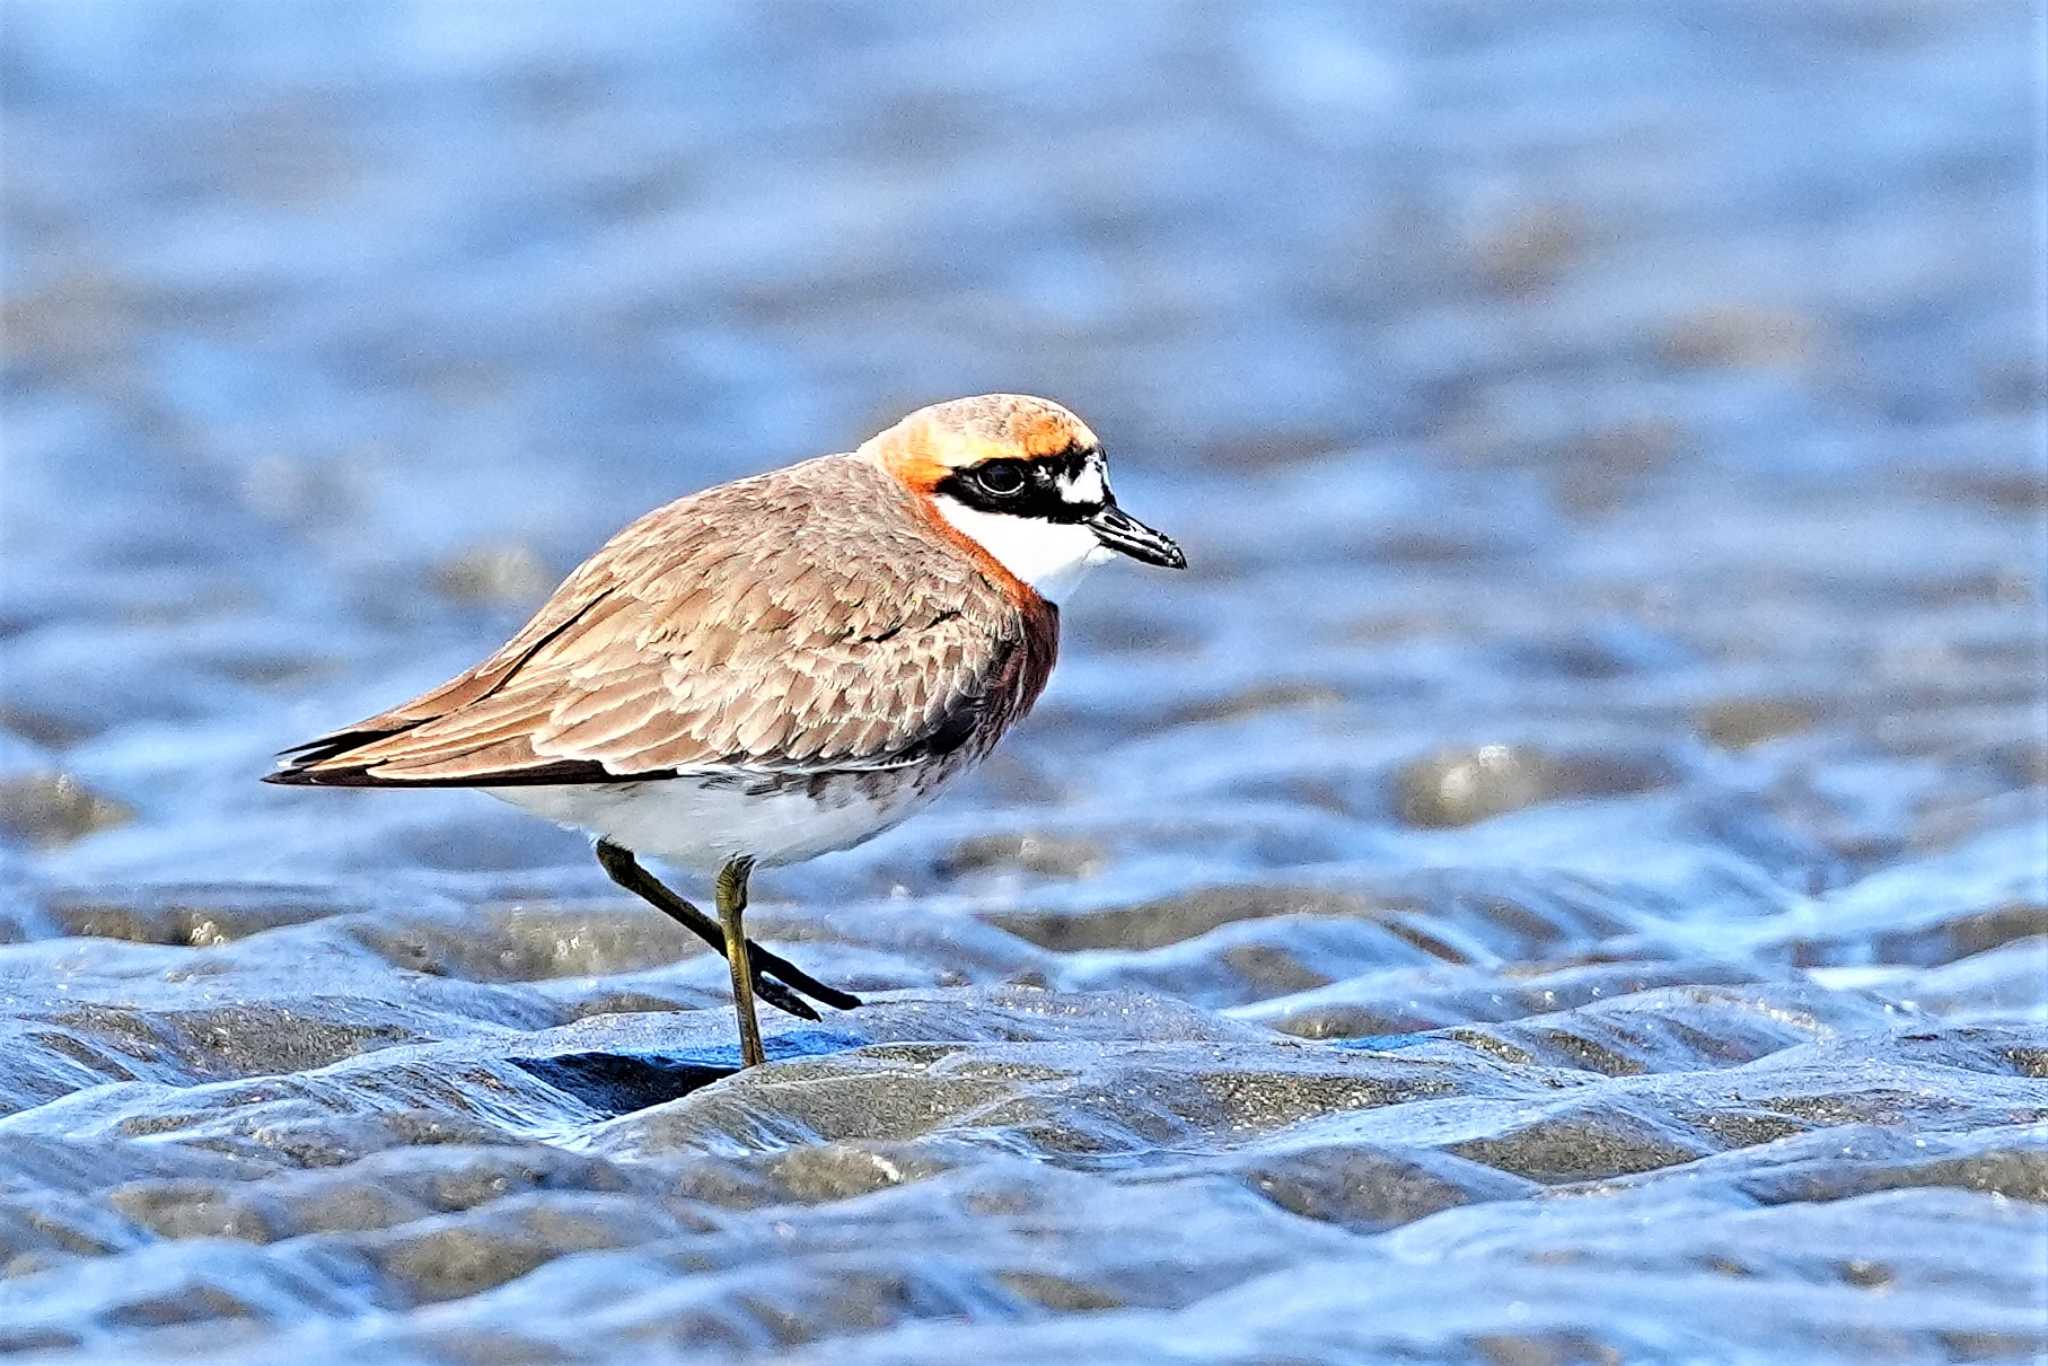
top-left (593, 840), bottom-right (861, 1019)
top-left (717, 855), bottom-right (765, 1069)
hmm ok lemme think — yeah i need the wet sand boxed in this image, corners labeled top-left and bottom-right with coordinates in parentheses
top-left (3, 2), bottom-right (2044, 1361)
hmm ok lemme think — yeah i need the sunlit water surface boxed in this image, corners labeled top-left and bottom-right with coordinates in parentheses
top-left (3, 3), bottom-right (2044, 1361)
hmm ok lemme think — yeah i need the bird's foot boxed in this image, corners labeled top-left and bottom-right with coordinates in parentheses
top-left (743, 938), bottom-right (863, 1017)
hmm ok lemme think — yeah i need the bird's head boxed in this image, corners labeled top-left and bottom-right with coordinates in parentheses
top-left (864, 393), bottom-right (1185, 601)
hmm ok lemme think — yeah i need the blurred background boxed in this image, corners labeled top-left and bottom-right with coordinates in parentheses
top-left (2, 3), bottom-right (2044, 1361)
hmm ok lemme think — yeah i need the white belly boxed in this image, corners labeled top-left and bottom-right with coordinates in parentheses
top-left (483, 767), bottom-right (945, 874)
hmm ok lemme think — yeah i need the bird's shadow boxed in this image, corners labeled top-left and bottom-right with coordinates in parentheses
top-left (509, 1029), bottom-right (867, 1117)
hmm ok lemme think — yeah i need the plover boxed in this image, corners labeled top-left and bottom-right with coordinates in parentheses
top-left (267, 394), bottom-right (1184, 1066)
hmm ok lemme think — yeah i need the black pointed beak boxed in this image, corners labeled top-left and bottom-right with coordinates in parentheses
top-left (1088, 502), bottom-right (1186, 569)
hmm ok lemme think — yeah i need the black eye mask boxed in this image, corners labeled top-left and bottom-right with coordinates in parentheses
top-left (936, 446), bottom-right (1101, 523)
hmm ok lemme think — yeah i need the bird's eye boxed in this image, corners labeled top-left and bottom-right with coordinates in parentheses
top-left (974, 461), bottom-right (1026, 495)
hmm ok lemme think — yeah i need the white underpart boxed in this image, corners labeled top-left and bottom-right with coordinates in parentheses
top-left (487, 774), bottom-right (941, 874)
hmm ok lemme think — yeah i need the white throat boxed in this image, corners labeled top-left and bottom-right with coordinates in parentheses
top-left (934, 501), bottom-right (1113, 602)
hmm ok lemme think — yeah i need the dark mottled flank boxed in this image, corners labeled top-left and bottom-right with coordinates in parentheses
top-left (2, 2), bottom-right (2044, 1363)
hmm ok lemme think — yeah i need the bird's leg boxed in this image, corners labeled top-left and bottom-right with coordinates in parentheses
top-left (593, 838), bottom-right (811, 1020)
top-left (592, 840), bottom-right (860, 1019)
top-left (717, 855), bottom-right (765, 1069)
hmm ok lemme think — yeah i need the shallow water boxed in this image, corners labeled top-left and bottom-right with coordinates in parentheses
top-left (3, 2), bottom-right (2045, 1361)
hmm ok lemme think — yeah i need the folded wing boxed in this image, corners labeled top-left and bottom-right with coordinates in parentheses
top-left (267, 456), bottom-right (1057, 788)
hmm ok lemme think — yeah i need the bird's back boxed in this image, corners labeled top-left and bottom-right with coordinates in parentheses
top-left (269, 454), bottom-right (1059, 788)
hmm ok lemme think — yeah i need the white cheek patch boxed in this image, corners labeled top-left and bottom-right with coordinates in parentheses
top-left (935, 499), bottom-right (1104, 602)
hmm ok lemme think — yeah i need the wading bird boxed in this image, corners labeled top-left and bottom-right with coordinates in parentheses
top-left (268, 395), bottom-right (1184, 1067)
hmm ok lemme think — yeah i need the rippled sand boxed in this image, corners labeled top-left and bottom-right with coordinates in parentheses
top-left (3, 2), bottom-right (2044, 1361)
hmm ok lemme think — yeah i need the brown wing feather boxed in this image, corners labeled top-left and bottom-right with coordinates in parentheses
top-left (267, 455), bottom-right (1058, 788)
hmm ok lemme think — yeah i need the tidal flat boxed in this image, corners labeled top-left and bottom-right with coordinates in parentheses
top-left (3, 3), bottom-right (2044, 1361)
